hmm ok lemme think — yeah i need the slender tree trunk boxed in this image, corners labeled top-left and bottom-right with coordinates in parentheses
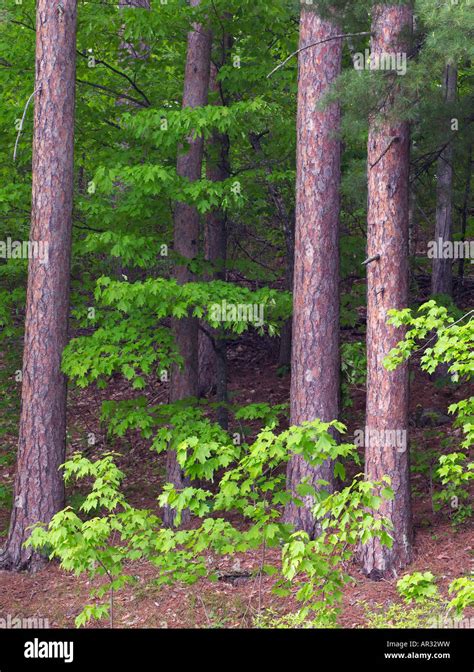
top-left (458, 145), bottom-right (472, 298)
top-left (361, 3), bottom-right (413, 580)
top-left (432, 63), bottom-right (457, 297)
top-left (165, 0), bottom-right (211, 526)
top-left (115, 0), bottom-right (150, 285)
top-left (214, 337), bottom-right (228, 430)
top-left (198, 51), bottom-right (230, 406)
top-left (285, 6), bottom-right (342, 537)
top-left (278, 218), bottom-right (295, 369)
top-left (248, 133), bottom-right (295, 370)
top-left (408, 182), bottom-right (416, 259)
top-left (0, 0), bottom-right (77, 572)
top-left (278, 322), bottom-right (292, 368)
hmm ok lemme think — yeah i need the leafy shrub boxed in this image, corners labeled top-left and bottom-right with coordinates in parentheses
top-left (365, 570), bottom-right (474, 628)
top-left (397, 571), bottom-right (439, 603)
top-left (386, 301), bottom-right (473, 526)
top-left (254, 607), bottom-right (339, 629)
top-left (448, 576), bottom-right (474, 616)
top-left (363, 600), bottom-right (445, 629)
top-left (28, 416), bottom-right (393, 628)
top-left (433, 452), bottom-right (473, 525)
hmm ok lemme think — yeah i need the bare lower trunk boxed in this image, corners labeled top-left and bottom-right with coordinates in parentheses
top-left (432, 64), bottom-right (457, 297)
top-left (278, 319), bottom-right (293, 369)
top-left (165, 0), bottom-right (212, 527)
top-left (361, 3), bottom-right (413, 580)
top-left (285, 7), bottom-right (342, 537)
top-left (215, 338), bottom-right (228, 430)
top-left (0, 0), bottom-right (77, 572)
top-left (198, 198), bottom-right (228, 398)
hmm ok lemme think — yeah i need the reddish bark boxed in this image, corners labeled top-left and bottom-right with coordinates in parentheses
top-left (285, 7), bottom-right (342, 537)
top-left (165, 0), bottom-right (212, 526)
top-left (361, 4), bottom-right (413, 579)
top-left (432, 64), bottom-right (457, 297)
top-left (0, 0), bottom-right (77, 571)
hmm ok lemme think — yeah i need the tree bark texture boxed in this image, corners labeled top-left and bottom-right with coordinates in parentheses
top-left (432, 63), bottom-right (457, 297)
top-left (165, 0), bottom-right (212, 526)
top-left (0, 0), bottom-right (77, 572)
top-left (198, 55), bottom-right (230, 403)
top-left (285, 7), bottom-right (342, 537)
top-left (361, 3), bottom-right (413, 579)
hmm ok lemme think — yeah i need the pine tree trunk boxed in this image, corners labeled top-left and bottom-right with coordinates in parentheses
top-left (361, 3), bottom-right (413, 579)
top-left (0, 0), bottom-right (77, 572)
top-left (432, 63), bottom-right (457, 297)
top-left (285, 7), bottom-right (342, 537)
top-left (165, 0), bottom-right (211, 527)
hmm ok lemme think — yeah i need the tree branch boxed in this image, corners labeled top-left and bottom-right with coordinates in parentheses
top-left (76, 78), bottom-right (148, 108)
top-left (267, 32), bottom-right (371, 78)
top-left (76, 50), bottom-right (151, 107)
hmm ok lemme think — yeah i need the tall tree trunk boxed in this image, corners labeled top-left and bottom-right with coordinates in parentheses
top-left (198, 49), bottom-right (231, 408)
top-left (361, 3), bottom-right (413, 580)
top-left (285, 6), bottom-right (342, 537)
top-left (165, 0), bottom-right (212, 527)
top-left (432, 63), bottom-right (457, 297)
top-left (0, 0), bottom-right (77, 572)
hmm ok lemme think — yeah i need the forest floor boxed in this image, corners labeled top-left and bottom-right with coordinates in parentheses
top-left (0, 307), bottom-right (473, 629)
